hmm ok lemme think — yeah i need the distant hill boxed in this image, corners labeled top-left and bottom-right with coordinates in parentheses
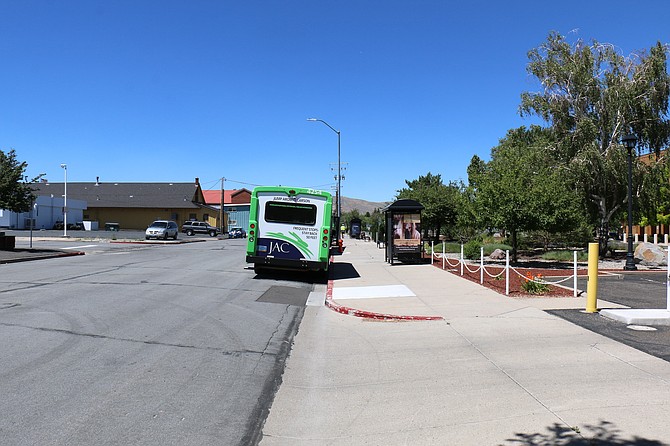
top-left (340, 196), bottom-right (390, 215)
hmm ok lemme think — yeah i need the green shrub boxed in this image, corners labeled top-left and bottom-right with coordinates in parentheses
top-left (442, 242), bottom-right (461, 253)
top-left (463, 239), bottom-right (482, 260)
top-left (520, 273), bottom-right (551, 294)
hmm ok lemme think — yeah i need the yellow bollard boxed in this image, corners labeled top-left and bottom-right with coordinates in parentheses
top-left (585, 242), bottom-right (599, 313)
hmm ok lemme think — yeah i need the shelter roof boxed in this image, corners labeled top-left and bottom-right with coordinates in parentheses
top-left (383, 199), bottom-right (424, 212)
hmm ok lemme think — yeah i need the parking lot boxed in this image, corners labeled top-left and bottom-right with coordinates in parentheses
top-left (551, 271), bottom-right (670, 362)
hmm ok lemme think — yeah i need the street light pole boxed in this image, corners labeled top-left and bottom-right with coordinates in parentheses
top-left (622, 134), bottom-right (637, 271)
top-left (60, 163), bottom-right (67, 237)
top-left (307, 118), bottom-right (341, 239)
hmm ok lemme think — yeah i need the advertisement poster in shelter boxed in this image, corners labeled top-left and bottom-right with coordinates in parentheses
top-left (392, 213), bottom-right (421, 254)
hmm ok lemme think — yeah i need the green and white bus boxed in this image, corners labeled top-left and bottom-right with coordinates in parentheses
top-left (246, 186), bottom-right (333, 275)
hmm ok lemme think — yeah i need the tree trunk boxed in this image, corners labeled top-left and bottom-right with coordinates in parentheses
top-left (598, 220), bottom-right (609, 258)
top-left (511, 229), bottom-right (518, 264)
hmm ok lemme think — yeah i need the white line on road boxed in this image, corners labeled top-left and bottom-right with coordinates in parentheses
top-left (62, 245), bottom-right (99, 250)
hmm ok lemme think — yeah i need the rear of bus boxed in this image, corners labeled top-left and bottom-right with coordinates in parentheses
top-left (246, 187), bottom-right (332, 274)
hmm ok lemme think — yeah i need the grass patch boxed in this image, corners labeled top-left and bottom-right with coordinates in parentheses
top-left (425, 242), bottom-right (461, 254)
top-left (425, 242), bottom-right (512, 257)
top-left (541, 250), bottom-right (588, 262)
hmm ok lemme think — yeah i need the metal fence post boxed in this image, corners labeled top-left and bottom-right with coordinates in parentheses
top-left (667, 247), bottom-right (669, 310)
top-left (480, 246), bottom-right (484, 284)
top-left (573, 251), bottom-right (578, 298)
top-left (505, 250), bottom-right (509, 295)
top-left (442, 242), bottom-right (445, 270)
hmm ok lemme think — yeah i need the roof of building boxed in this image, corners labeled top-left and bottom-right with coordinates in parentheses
top-left (202, 189), bottom-right (251, 205)
top-left (33, 182), bottom-right (203, 209)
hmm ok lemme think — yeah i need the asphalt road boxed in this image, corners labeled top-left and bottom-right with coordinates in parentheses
top-left (550, 271), bottom-right (670, 362)
top-left (0, 237), bottom-right (313, 445)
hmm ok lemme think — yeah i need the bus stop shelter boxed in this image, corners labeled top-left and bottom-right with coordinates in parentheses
top-left (383, 199), bottom-right (424, 265)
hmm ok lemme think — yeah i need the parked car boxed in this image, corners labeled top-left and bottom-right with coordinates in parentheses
top-left (181, 221), bottom-right (221, 237)
top-left (145, 220), bottom-right (178, 240)
top-left (52, 221), bottom-right (83, 230)
top-left (228, 227), bottom-right (247, 238)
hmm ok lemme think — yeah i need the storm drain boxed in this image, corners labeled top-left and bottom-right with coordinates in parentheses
top-left (257, 286), bottom-right (310, 306)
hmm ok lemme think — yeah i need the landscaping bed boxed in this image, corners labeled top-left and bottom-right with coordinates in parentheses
top-left (428, 254), bottom-right (588, 297)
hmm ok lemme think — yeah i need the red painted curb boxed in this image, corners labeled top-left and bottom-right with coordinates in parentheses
top-left (325, 270), bottom-right (443, 322)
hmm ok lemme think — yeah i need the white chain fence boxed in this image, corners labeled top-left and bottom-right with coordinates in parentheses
top-left (430, 241), bottom-right (580, 296)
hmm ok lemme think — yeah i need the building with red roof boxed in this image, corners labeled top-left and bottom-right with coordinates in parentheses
top-left (201, 188), bottom-right (252, 231)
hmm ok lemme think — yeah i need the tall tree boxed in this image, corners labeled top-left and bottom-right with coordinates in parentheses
top-left (520, 32), bottom-right (670, 254)
top-left (638, 153), bottom-right (670, 229)
top-left (0, 149), bottom-right (40, 212)
top-left (396, 172), bottom-right (459, 240)
top-left (468, 126), bottom-right (582, 262)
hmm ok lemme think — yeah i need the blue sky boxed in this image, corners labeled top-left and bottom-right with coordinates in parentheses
top-left (2, 1), bottom-right (669, 203)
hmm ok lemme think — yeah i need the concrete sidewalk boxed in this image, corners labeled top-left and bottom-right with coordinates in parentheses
top-left (261, 238), bottom-right (670, 445)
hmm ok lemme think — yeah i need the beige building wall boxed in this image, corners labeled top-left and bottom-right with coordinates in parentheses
top-left (83, 208), bottom-right (211, 230)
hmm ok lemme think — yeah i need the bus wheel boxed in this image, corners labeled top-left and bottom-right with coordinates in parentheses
top-left (311, 269), bottom-right (329, 283)
top-left (254, 265), bottom-right (267, 275)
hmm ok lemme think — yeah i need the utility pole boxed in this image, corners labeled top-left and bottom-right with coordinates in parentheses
top-left (60, 163), bottom-right (67, 237)
top-left (219, 177), bottom-right (226, 233)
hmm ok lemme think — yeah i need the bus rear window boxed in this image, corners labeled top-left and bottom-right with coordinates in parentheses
top-left (265, 201), bottom-right (317, 225)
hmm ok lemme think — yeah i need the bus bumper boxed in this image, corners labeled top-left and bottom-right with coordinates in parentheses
top-left (246, 255), bottom-right (329, 272)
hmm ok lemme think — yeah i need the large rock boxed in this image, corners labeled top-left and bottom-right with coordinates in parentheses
top-left (634, 242), bottom-right (667, 266)
top-left (489, 248), bottom-right (506, 260)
